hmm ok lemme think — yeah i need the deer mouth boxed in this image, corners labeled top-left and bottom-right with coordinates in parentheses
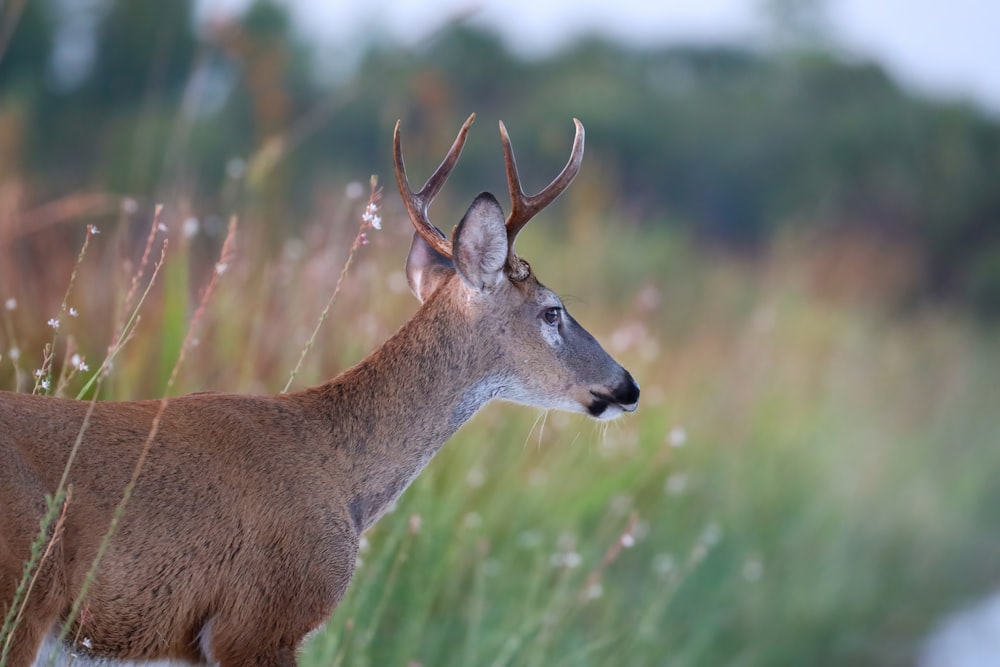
top-left (587, 390), bottom-right (639, 420)
top-left (587, 373), bottom-right (640, 419)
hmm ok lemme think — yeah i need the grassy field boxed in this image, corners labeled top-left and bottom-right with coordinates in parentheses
top-left (3, 194), bottom-right (999, 666)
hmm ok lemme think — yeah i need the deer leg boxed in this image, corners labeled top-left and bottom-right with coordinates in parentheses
top-left (207, 609), bottom-right (312, 667)
top-left (211, 632), bottom-right (299, 667)
top-left (217, 648), bottom-right (298, 667)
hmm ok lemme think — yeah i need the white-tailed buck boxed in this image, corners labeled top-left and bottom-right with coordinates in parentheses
top-left (1, 114), bottom-right (639, 667)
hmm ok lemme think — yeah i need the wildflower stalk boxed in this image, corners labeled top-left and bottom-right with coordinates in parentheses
top-left (33, 225), bottom-right (96, 395)
top-left (635, 522), bottom-right (723, 644)
top-left (123, 204), bottom-right (165, 318)
top-left (578, 512), bottom-right (638, 602)
top-left (283, 176), bottom-right (381, 393)
top-left (2, 217), bottom-right (171, 664)
top-left (76, 208), bottom-right (167, 400)
top-left (56, 216), bottom-right (238, 650)
top-left (333, 511), bottom-right (412, 667)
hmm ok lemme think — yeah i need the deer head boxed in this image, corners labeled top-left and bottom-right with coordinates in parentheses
top-left (393, 114), bottom-right (639, 420)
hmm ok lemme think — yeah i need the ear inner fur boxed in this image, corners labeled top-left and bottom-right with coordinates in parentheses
top-left (452, 192), bottom-right (508, 293)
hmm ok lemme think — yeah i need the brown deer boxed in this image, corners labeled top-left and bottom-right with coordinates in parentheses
top-left (0, 114), bottom-right (639, 667)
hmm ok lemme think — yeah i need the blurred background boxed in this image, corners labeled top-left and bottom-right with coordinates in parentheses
top-left (1, 0), bottom-right (999, 665)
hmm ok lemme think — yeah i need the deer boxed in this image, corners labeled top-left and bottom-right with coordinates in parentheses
top-left (0, 114), bottom-right (640, 667)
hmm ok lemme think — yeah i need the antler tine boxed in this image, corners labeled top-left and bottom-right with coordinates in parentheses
top-left (393, 113), bottom-right (476, 259)
top-left (500, 118), bottom-right (585, 245)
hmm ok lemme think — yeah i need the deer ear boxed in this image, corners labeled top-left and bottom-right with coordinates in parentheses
top-left (406, 230), bottom-right (454, 303)
top-left (452, 192), bottom-right (508, 293)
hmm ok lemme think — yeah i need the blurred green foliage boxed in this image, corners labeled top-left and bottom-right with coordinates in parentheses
top-left (2, 0), bottom-right (999, 314)
top-left (0, 0), bottom-right (1000, 313)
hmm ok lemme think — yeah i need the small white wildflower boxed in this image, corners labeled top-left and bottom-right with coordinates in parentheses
top-left (742, 557), bottom-right (764, 582)
top-left (34, 368), bottom-right (44, 377)
top-left (358, 536), bottom-right (370, 553)
top-left (182, 217), bottom-right (200, 239)
top-left (557, 533), bottom-right (578, 552)
top-left (69, 307), bottom-right (79, 317)
top-left (652, 553), bottom-right (676, 577)
top-left (551, 551), bottom-right (582, 568)
top-left (609, 494), bottom-right (632, 516)
top-left (465, 466), bottom-right (485, 488)
top-left (700, 522), bottom-right (723, 547)
top-left (633, 519), bottom-right (650, 541)
top-left (157, 222), bottom-right (168, 232)
top-left (47, 318), bottom-right (60, 329)
top-left (226, 157), bottom-right (246, 180)
top-left (621, 533), bottom-right (635, 548)
top-left (40, 378), bottom-right (50, 390)
top-left (4, 297), bottom-right (15, 310)
top-left (8, 347), bottom-right (19, 360)
top-left (517, 530), bottom-right (542, 549)
top-left (668, 426), bottom-right (687, 447)
top-left (345, 181), bottom-right (364, 199)
top-left (81, 637), bottom-right (92, 649)
top-left (362, 203), bottom-right (381, 230)
top-left (665, 472), bottom-right (688, 496)
top-left (87, 224), bottom-right (100, 235)
top-left (215, 262), bottom-right (228, 276)
top-left (70, 354), bottom-right (88, 372)
top-left (282, 238), bottom-right (305, 262)
top-left (120, 198), bottom-right (138, 214)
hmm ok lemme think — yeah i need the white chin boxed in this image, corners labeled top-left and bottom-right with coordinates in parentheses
top-left (594, 404), bottom-right (625, 421)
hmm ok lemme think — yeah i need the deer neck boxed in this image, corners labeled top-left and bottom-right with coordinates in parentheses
top-left (301, 283), bottom-right (502, 532)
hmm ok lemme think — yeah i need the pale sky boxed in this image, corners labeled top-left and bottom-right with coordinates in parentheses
top-left (199, 0), bottom-right (1000, 115)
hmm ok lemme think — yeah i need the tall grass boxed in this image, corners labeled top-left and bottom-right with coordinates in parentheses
top-left (2, 188), bottom-right (998, 666)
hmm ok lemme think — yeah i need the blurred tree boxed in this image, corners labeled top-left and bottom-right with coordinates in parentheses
top-left (3, 10), bottom-right (1000, 315)
top-left (84, 0), bottom-right (196, 107)
top-left (0, 0), bottom-right (54, 96)
top-left (212, 0), bottom-right (322, 229)
top-left (761, 0), bottom-right (833, 50)
top-left (0, 0), bottom-right (55, 179)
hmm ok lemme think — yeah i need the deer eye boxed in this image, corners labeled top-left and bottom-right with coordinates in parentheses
top-left (542, 307), bottom-right (561, 326)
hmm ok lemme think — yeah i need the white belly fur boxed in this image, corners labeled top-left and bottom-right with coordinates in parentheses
top-left (33, 632), bottom-right (212, 667)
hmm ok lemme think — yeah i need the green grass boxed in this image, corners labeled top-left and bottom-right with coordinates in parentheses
top-left (3, 205), bottom-right (999, 666)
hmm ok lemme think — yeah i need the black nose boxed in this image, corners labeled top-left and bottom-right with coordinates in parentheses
top-left (614, 371), bottom-right (640, 409)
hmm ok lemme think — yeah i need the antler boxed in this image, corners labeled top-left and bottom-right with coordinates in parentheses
top-left (393, 113), bottom-right (476, 260)
top-left (500, 118), bottom-right (585, 278)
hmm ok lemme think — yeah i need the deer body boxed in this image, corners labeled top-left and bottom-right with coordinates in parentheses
top-left (1, 117), bottom-right (639, 667)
